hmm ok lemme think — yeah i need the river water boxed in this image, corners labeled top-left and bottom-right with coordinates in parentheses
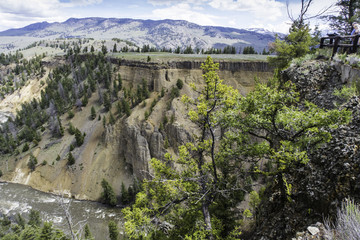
top-left (0, 182), bottom-right (124, 239)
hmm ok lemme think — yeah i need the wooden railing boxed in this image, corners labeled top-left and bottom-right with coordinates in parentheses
top-left (320, 34), bottom-right (360, 58)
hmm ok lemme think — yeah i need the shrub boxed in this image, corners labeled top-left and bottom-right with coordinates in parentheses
top-left (176, 79), bottom-right (183, 89)
top-left (325, 198), bottom-right (360, 239)
top-left (68, 122), bottom-right (76, 135)
top-left (170, 87), bottom-right (180, 99)
top-left (68, 110), bottom-right (74, 119)
top-left (22, 143), bottom-right (29, 152)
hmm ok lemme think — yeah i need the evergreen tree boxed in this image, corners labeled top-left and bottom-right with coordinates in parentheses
top-left (28, 210), bottom-right (41, 227)
top-left (122, 57), bottom-right (242, 239)
top-left (322, 0), bottom-right (360, 35)
top-left (101, 179), bottom-right (117, 206)
top-left (108, 221), bottom-right (119, 240)
top-left (75, 128), bottom-right (84, 146)
top-left (91, 106), bottom-right (96, 120)
top-left (27, 154), bottom-right (38, 171)
top-left (268, 23), bottom-right (315, 70)
top-left (84, 224), bottom-right (93, 239)
top-left (103, 92), bottom-right (111, 111)
top-left (68, 152), bottom-right (75, 165)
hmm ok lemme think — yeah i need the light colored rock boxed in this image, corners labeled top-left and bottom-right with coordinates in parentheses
top-left (307, 226), bottom-right (320, 235)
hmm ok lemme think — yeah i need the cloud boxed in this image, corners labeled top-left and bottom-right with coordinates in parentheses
top-left (148, 0), bottom-right (207, 6)
top-left (0, 0), bottom-right (60, 18)
top-left (0, 0), bottom-right (103, 31)
top-left (151, 3), bottom-right (219, 26)
top-left (209, 0), bottom-right (285, 20)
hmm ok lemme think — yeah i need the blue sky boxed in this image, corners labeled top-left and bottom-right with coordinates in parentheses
top-left (0, 0), bottom-right (337, 33)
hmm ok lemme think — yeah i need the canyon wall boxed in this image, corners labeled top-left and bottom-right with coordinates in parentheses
top-left (1, 57), bottom-right (273, 201)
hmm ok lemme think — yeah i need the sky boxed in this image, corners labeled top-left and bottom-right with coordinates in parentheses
top-left (0, 0), bottom-right (338, 34)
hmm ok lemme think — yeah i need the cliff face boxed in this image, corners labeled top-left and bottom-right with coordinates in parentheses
top-left (113, 58), bottom-right (273, 95)
top-left (0, 57), bottom-right (273, 201)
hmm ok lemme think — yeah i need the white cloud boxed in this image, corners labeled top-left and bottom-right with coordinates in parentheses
top-left (0, 0), bottom-right (102, 31)
top-left (209, 0), bottom-right (285, 21)
top-left (151, 3), bottom-right (219, 26)
top-left (0, 0), bottom-right (61, 18)
top-left (148, 0), bottom-right (208, 6)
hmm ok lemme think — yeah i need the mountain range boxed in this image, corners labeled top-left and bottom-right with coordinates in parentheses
top-left (0, 18), bottom-right (283, 52)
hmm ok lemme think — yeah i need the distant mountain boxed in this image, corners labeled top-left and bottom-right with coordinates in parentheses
top-left (0, 18), bottom-right (284, 52)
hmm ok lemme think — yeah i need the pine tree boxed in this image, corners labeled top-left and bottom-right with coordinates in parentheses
top-left (108, 221), bottom-right (119, 240)
top-left (68, 152), bottom-right (75, 165)
top-left (91, 106), bottom-right (96, 120)
top-left (84, 224), bottom-right (93, 239)
top-left (101, 179), bottom-right (117, 206)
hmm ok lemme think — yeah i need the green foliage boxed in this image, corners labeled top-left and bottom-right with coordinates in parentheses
top-left (121, 182), bottom-right (130, 205)
top-left (101, 179), bottom-right (117, 206)
top-left (170, 87), bottom-right (180, 99)
top-left (22, 143), bottom-right (29, 152)
top-left (333, 83), bottom-right (359, 101)
top-left (90, 106), bottom-right (96, 120)
top-left (322, 0), bottom-right (360, 35)
top-left (108, 221), bottom-right (119, 240)
top-left (243, 46), bottom-right (257, 54)
top-left (249, 191), bottom-right (261, 212)
top-left (67, 110), bottom-right (74, 119)
top-left (268, 24), bottom-right (315, 70)
top-left (27, 154), bottom-right (38, 171)
top-left (75, 129), bottom-right (84, 146)
top-left (68, 122), bottom-right (76, 135)
top-left (103, 92), bottom-right (111, 111)
top-left (28, 210), bottom-right (41, 227)
top-left (122, 57), bottom-right (243, 239)
top-left (0, 211), bottom-right (68, 240)
top-left (109, 112), bottom-right (115, 125)
top-left (325, 198), bottom-right (360, 239)
top-left (222, 78), bottom-right (352, 203)
top-left (68, 152), bottom-right (75, 165)
top-left (176, 79), bottom-right (184, 89)
top-left (84, 224), bottom-right (93, 240)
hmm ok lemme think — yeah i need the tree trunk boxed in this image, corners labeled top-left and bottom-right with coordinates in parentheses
top-left (202, 199), bottom-right (214, 240)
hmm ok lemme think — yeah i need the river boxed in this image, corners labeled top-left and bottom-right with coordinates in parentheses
top-left (0, 182), bottom-right (124, 239)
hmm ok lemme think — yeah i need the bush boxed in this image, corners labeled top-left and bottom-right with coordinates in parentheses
top-left (176, 79), bottom-right (183, 89)
top-left (0, 169), bottom-right (2, 177)
top-left (68, 122), bottom-right (76, 135)
top-left (325, 198), bottom-right (360, 239)
top-left (68, 110), bottom-right (74, 119)
top-left (170, 87), bottom-right (180, 99)
top-left (22, 143), bottom-right (29, 152)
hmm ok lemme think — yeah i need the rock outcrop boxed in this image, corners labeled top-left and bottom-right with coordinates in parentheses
top-left (252, 60), bottom-right (360, 239)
